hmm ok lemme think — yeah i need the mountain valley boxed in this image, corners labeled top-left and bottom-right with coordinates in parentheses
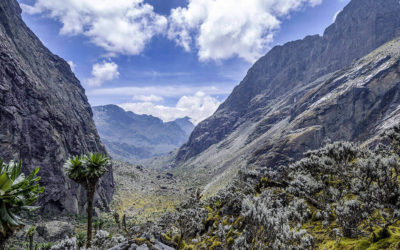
top-left (1, 0), bottom-right (400, 249)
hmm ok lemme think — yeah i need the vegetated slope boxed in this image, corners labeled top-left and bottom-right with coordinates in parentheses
top-left (93, 105), bottom-right (194, 163)
top-left (173, 0), bottom-right (400, 196)
top-left (0, 0), bottom-right (113, 214)
top-left (143, 126), bottom-right (400, 249)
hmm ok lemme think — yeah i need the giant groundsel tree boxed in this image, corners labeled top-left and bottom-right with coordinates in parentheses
top-left (64, 153), bottom-right (109, 248)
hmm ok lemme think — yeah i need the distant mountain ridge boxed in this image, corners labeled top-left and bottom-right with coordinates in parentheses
top-left (171, 0), bottom-right (400, 196)
top-left (174, 117), bottom-right (195, 136)
top-left (93, 105), bottom-right (194, 163)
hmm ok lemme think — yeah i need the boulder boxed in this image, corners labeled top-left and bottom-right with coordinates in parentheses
top-left (37, 221), bottom-right (74, 242)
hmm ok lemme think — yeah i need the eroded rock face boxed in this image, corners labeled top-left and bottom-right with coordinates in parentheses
top-left (0, 0), bottom-right (113, 213)
top-left (249, 41), bottom-right (400, 169)
top-left (170, 0), bottom-right (400, 197)
top-left (177, 0), bottom-right (400, 162)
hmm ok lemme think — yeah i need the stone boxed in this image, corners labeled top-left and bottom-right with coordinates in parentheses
top-left (0, 0), bottom-right (114, 214)
top-left (136, 245), bottom-right (149, 250)
top-left (36, 221), bottom-right (74, 242)
top-left (153, 240), bottom-right (175, 250)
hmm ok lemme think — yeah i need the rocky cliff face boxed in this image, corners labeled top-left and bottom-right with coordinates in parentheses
top-left (0, 0), bottom-right (113, 214)
top-left (173, 0), bottom-right (400, 195)
top-left (177, 0), bottom-right (400, 163)
top-left (93, 105), bottom-right (194, 163)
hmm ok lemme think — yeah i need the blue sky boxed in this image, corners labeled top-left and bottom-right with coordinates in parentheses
top-left (18, 0), bottom-right (350, 124)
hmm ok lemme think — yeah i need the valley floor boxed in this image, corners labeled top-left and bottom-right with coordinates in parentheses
top-left (110, 160), bottom-right (189, 223)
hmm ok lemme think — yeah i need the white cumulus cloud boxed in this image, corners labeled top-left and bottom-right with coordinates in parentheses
top-left (168, 0), bottom-right (322, 62)
top-left (67, 60), bottom-right (76, 71)
top-left (86, 61), bottom-right (120, 87)
top-left (132, 94), bottom-right (164, 102)
top-left (120, 91), bottom-right (221, 125)
top-left (21, 0), bottom-right (167, 56)
top-left (21, 0), bottom-right (323, 62)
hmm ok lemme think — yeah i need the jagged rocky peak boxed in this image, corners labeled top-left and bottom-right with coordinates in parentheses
top-left (176, 0), bottom-right (400, 163)
top-left (93, 105), bottom-right (194, 163)
top-left (0, 0), bottom-right (113, 214)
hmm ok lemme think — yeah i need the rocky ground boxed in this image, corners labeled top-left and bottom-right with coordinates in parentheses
top-left (110, 160), bottom-right (188, 223)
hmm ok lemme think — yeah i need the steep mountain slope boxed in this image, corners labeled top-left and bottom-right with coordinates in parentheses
top-left (173, 0), bottom-right (400, 195)
top-left (93, 105), bottom-right (194, 163)
top-left (0, 0), bottom-right (113, 214)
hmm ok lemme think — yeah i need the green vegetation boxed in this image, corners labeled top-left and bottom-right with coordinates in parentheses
top-left (4, 124), bottom-right (400, 250)
top-left (149, 124), bottom-right (400, 249)
top-left (0, 159), bottom-right (44, 248)
top-left (64, 152), bottom-right (110, 248)
top-left (11, 125), bottom-right (400, 249)
top-left (76, 231), bottom-right (86, 248)
top-left (93, 217), bottom-right (105, 234)
top-left (27, 226), bottom-right (36, 250)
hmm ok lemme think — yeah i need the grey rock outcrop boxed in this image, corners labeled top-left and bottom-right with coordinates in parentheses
top-left (172, 0), bottom-right (400, 196)
top-left (37, 221), bottom-right (74, 242)
top-left (109, 240), bottom-right (174, 250)
top-left (176, 0), bottom-right (400, 162)
top-left (0, 0), bottom-right (113, 213)
top-left (93, 105), bottom-right (194, 163)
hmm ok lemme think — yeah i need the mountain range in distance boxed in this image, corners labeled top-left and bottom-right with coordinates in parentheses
top-left (92, 104), bottom-right (194, 163)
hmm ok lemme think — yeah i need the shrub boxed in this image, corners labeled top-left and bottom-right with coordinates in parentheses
top-left (0, 160), bottom-right (44, 247)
